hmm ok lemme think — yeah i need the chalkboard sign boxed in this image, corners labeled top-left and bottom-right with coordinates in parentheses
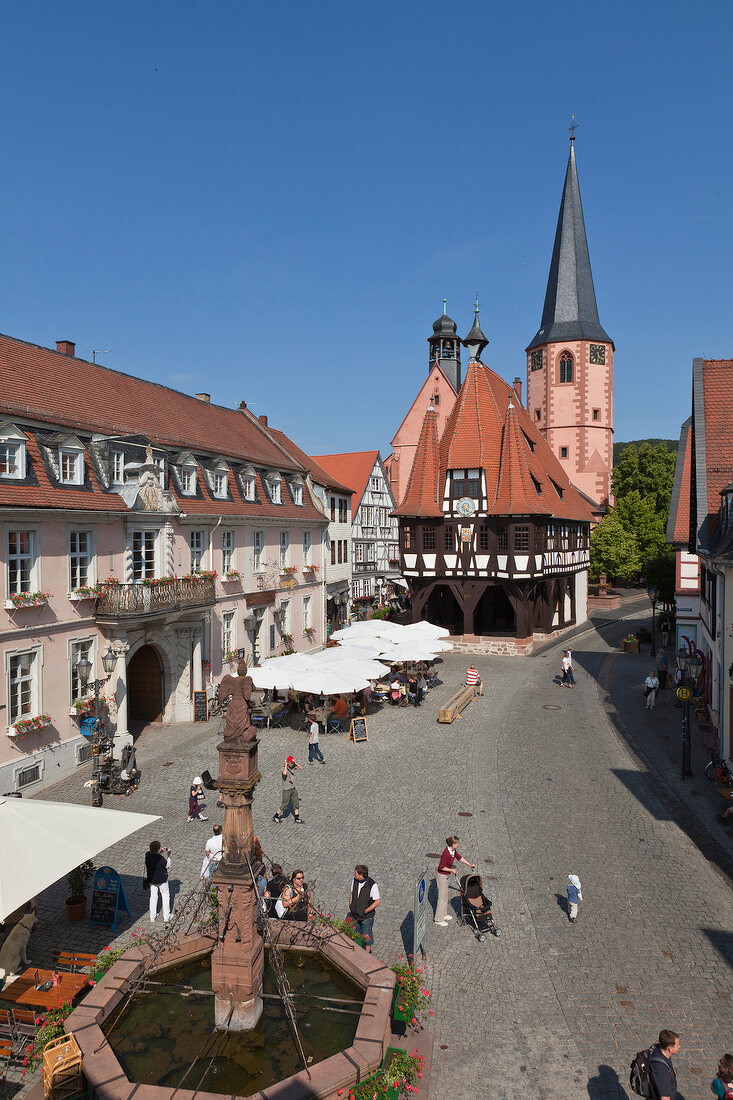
top-left (349, 717), bottom-right (368, 743)
top-left (89, 866), bottom-right (130, 931)
top-left (193, 690), bottom-right (209, 723)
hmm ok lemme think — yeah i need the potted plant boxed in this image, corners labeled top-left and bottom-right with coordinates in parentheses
top-left (9, 714), bottom-right (52, 738)
top-left (622, 634), bottom-right (640, 654)
top-left (6, 591), bottom-right (53, 610)
top-left (313, 912), bottom-right (364, 947)
top-left (65, 860), bottom-right (95, 921)
top-left (391, 958), bottom-right (433, 1026)
top-left (304, 626), bottom-right (316, 639)
top-left (349, 1047), bottom-right (425, 1100)
top-left (223, 570), bottom-right (241, 582)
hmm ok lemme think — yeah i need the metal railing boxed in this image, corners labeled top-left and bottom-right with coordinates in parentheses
top-left (95, 577), bottom-right (216, 618)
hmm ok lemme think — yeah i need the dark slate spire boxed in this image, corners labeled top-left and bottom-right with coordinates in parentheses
top-left (463, 294), bottom-right (489, 362)
top-left (527, 143), bottom-right (612, 351)
top-left (427, 299), bottom-right (461, 392)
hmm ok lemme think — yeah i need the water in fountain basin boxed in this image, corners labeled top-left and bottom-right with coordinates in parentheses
top-left (104, 950), bottom-right (364, 1095)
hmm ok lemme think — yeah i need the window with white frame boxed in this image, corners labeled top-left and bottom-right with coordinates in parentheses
top-left (59, 446), bottom-right (84, 485)
top-left (253, 530), bottom-right (264, 572)
top-left (371, 476), bottom-right (380, 491)
top-left (303, 595), bottom-right (311, 630)
top-left (180, 463), bottom-right (197, 495)
top-left (132, 530), bottom-right (156, 581)
top-left (190, 530), bottom-right (206, 572)
top-left (222, 610), bottom-right (235, 656)
top-left (17, 762), bottom-right (41, 787)
top-left (70, 638), bottom-right (93, 703)
top-left (8, 650), bottom-right (37, 724)
top-left (213, 467), bottom-right (228, 498)
top-left (362, 505), bottom-right (374, 527)
top-left (242, 469), bottom-right (255, 501)
top-left (111, 450), bottom-right (125, 485)
top-left (7, 530), bottom-right (35, 595)
top-left (355, 543), bottom-right (365, 563)
top-left (302, 530), bottom-right (311, 565)
top-left (279, 600), bottom-right (289, 634)
top-left (222, 530), bottom-right (235, 574)
top-left (268, 474), bottom-right (282, 504)
top-left (291, 480), bottom-right (303, 506)
top-left (280, 531), bottom-right (289, 569)
top-left (352, 579), bottom-right (361, 599)
top-left (69, 530), bottom-right (92, 591)
top-left (154, 456), bottom-right (165, 487)
top-left (0, 425), bottom-right (26, 479)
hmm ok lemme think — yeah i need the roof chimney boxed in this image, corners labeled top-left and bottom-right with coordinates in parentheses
top-left (238, 400), bottom-right (247, 410)
top-left (195, 393), bottom-right (211, 403)
top-left (259, 414), bottom-right (268, 428)
top-left (513, 377), bottom-right (522, 405)
top-left (56, 340), bottom-right (76, 357)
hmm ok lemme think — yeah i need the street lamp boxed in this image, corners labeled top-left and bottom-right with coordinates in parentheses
top-left (244, 613), bottom-right (259, 663)
top-left (676, 648), bottom-right (702, 779)
top-left (76, 647), bottom-right (117, 724)
top-left (647, 584), bottom-right (660, 658)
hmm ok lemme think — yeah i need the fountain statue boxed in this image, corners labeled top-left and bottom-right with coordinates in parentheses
top-left (210, 660), bottom-right (265, 1028)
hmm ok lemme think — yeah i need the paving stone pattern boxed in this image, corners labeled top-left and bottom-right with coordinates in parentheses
top-left (14, 607), bottom-right (733, 1100)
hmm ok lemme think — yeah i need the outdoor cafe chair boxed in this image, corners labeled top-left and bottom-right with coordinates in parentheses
top-left (270, 709), bottom-right (289, 728)
top-left (252, 714), bottom-right (266, 729)
top-left (0, 1037), bottom-right (13, 1080)
top-left (327, 717), bottom-right (343, 734)
top-left (52, 950), bottom-right (96, 973)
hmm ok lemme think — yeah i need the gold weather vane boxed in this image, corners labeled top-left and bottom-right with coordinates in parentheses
top-left (567, 115), bottom-right (579, 143)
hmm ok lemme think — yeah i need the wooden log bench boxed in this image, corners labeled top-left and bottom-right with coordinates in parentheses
top-left (438, 685), bottom-right (475, 723)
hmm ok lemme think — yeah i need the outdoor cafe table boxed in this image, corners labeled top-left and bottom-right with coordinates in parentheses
top-left (306, 708), bottom-right (326, 725)
top-left (0, 967), bottom-right (88, 1011)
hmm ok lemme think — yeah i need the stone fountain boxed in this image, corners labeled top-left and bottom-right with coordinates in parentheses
top-left (63, 663), bottom-right (398, 1100)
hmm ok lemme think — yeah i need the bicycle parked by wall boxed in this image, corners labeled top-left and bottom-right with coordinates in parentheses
top-left (704, 748), bottom-right (733, 783)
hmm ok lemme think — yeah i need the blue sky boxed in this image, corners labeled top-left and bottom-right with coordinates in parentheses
top-left (1, 1), bottom-right (731, 459)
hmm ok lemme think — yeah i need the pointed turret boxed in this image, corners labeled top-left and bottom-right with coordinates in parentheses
top-left (427, 299), bottom-right (461, 392)
top-left (463, 295), bottom-right (489, 362)
top-left (396, 403), bottom-right (442, 516)
top-left (527, 144), bottom-right (612, 350)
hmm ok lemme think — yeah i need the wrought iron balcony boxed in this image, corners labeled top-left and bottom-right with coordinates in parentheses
top-left (95, 577), bottom-right (216, 620)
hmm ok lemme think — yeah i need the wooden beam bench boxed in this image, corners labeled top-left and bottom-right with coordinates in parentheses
top-left (438, 685), bottom-right (475, 723)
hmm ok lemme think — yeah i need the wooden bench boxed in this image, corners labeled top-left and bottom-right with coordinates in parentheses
top-left (438, 685), bottom-right (475, 723)
top-left (52, 950), bottom-right (97, 973)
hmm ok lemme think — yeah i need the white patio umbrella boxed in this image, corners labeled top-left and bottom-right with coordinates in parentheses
top-left (376, 640), bottom-right (441, 663)
top-left (288, 666), bottom-right (369, 733)
top-left (247, 664), bottom-right (295, 690)
top-left (331, 621), bottom-right (403, 641)
top-left (402, 621), bottom-right (451, 638)
top-left (0, 797), bottom-right (160, 923)
top-left (333, 638), bottom-right (385, 658)
top-left (314, 652), bottom-right (391, 681)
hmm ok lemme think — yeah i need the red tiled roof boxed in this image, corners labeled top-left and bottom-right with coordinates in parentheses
top-left (668, 418), bottom-right (692, 545)
top-left (311, 451), bottom-right (381, 504)
top-left (0, 333), bottom-right (301, 469)
top-left (700, 360), bottom-right (733, 538)
top-left (267, 429), bottom-right (354, 495)
top-left (0, 432), bottom-right (127, 512)
top-left (396, 408), bottom-right (442, 516)
top-left (400, 360), bottom-right (593, 523)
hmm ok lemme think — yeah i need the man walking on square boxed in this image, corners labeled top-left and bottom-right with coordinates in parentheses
top-left (650, 1029), bottom-right (680, 1100)
top-left (348, 864), bottom-right (380, 953)
top-left (273, 756), bottom-right (304, 823)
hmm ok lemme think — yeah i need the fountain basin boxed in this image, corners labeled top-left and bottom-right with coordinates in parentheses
top-left (65, 923), bottom-right (396, 1100)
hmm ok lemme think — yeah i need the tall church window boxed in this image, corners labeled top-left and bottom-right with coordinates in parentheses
top-left (559, 353), bottom-right (573, 384)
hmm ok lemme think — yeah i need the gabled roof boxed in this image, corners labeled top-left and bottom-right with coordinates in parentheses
top-left (399, 359), bottom-right (593, 523)
top-left (266, 428), bottom-right (353, 495)
top-left (311, 450), bottom-right (382, 504)
top-left (397, 407), bottom-right (442, 516)
top-left (690, 358), bottom-right (733, 552)
top-left (527, 144), bottom-right (612, 351)
top-left (0, 332), bottom-right (302, 469)
top-left (666, 416), bottom-right (693, 546)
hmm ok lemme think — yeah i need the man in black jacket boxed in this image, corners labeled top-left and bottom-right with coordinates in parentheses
top-left (348, 865), bottom-right (380, 953)
top-left (145, 840), bottom-right (172, 923)
top-left (650, 1029), bottom-right (680, 1100)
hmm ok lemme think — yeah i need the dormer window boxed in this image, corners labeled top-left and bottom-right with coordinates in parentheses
top-left (451, 469), bottom-right (480, 499)
top-left (181, 466), bottom-right (196, 494)
top-left (111, 450), bottom-right (125, 485)
top-left (0, 424), bottom-right (27, 480)
top-left (241, 466), bottom-right (256, 501)
top-left (58, 437), bottom-right (84, 485)
top-left (290, 478), bottom-right (303, 506)
top-left (266, 473), bottom-right (282, 504)
top-left (211, 461), bottom-right (228, 499)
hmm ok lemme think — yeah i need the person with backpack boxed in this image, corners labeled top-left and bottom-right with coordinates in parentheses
top-left (630, 1029), bottom-right (680, 1100)
top-left (711, 1053), bottom-right (733, 1099)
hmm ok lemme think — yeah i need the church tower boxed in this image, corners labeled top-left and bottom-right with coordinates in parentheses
top-left (525, 138), bottom-right (614, 512)
top-left (428, 300), bottom-right (462, 393)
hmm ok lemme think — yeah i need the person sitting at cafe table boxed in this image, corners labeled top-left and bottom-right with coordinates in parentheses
top-left (390, 678), bottom-right (401, 705)
top-left (360, 684), bottom-right (372, 715)
top-left (332, 695), bottom-right (349, 720)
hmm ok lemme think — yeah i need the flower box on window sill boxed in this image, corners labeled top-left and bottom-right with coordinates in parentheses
top-left (303, 627), bottom-right (316, 638)
top-left (69, 587), bottom-right (98, 602)
top-left (70, 696), bottom-right (107, 718)
top-left (5, 593), bottom-right (52, 610)
top-left (281, 567), bottom-right (298, 577)
top-left (304, 564), bottom-right (319, 573)
top-left (141, 576), bottom-right (177, 588)
top-left (180, 570), bottom-right (218, 583)
top-left (8, 714), bottom-right (52, 738)
top-left (222, 571), bottom-right (242, 582)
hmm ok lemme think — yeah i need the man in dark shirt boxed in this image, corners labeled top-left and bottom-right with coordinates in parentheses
top-left (650, 1029), bottom-right (680, 1100)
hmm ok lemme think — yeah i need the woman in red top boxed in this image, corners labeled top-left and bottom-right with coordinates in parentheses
top-left (435, 835), bottom-right (475, 925)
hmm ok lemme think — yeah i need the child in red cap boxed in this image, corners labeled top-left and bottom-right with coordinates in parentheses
top-left (274, 756), bottom-right (303, 823)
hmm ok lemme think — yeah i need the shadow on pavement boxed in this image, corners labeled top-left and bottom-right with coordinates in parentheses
top-left (701, 928), bottom-right (733, 970)
top-left (586, 1063), bottom-right (629, 1099)
top-left (611, 768), bottom-right (673, 822)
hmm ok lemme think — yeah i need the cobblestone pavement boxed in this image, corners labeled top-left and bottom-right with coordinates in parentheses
top-left (10, 606), bottom-right (733, 1100)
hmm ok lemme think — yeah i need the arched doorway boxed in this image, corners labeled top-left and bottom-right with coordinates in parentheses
top-left (424, 585), bottom-right (463, 635)
top-left (128, 645), bottom-right (164, 722)
top-left (474, 585), bottom-right (516, 635)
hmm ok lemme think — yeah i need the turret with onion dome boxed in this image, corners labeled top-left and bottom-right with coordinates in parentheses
top-left (427, 299), bottom-right (461, 393)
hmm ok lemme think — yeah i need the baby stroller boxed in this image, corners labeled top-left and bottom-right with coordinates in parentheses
top-left (459, 873), bottom-right (501, 941)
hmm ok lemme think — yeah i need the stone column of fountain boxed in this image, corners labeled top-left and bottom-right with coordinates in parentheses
top-left (210, 662), bottom-right (265, 1030)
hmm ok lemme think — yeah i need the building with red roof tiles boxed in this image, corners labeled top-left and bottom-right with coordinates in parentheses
top-left (394, 302), bottom-right (594, 651)
top-left (312, 451), bottom-right (402, 608)
top-left (668, 357), bottom-right (733, 759)
top-left (665, 416), bottom-right (700, 658)
top-left (266, 427), bottom-right (353, 633)
top-left (0, 333), bottom-right (327, 794)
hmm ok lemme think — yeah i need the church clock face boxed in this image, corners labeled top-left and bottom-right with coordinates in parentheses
top-left (530, 349), bottom-right (543, 372)
top-left (589, 343), bottom-right (606, 365)
top-left (456, 497), bottom-right (476, 517)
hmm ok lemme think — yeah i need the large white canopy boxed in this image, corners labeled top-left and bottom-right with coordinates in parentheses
top-left (287, 667), bottom-right (369, 695)
top-left (376, 640), bottom-right (444, 662)
top-left (0, 797), bottom-right (160, 923)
